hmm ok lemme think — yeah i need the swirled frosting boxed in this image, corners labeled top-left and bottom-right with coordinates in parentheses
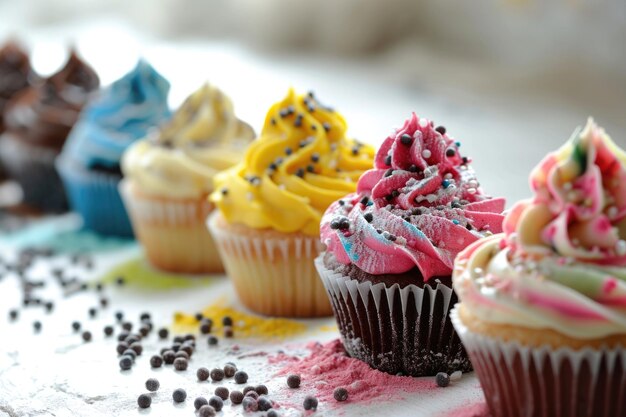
top-left (454, 119), bottom-right (626, 339)
top-left (321, 113), bottom-right (505, 281)
top-left (3, 50), bottom-right (99, 150)
top-left (0, 41), bottom-right (34, 132)
top-left (62, 60), bottom-right (170, 170)
top-left (122, 83), bottom-right (254, 198)
top-left (211, 89), bottom-right (375, 236)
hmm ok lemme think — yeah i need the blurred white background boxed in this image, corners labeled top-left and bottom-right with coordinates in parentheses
top-left (0, 0), bottom-right (625, 204)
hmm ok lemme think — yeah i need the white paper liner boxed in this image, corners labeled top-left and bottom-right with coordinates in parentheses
top-left (451, 306), bottom-right (626, 417)
top-left (207, 212), bottom-right (331, 318)
top-left (315, 255), bottom-right (471, 376)
top-left (120, 180), bottom-right (222, 273)
top-left (0, 133), bottom-right (66, 211)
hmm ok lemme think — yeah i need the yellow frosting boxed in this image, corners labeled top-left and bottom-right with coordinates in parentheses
top-left (121, 83), bottom-right (254, 198)
top-left (211, 89), bottom-right (375, 236)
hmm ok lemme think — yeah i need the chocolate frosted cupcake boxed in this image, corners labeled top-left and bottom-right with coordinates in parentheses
top-left (0, 41), bottom-right (36, 180)
top-left (57, 60), bottom-right (170, 236)
top-left (452, 119), bottom-right (626, 417)
top-left (317, 113), bottom-right (505, 376)
top-left (0, 50), bottom-right (99, 211)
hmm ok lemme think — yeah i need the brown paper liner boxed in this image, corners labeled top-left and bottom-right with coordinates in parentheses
top-left (316, 255), bottom-right (472, 376)
top-left (451, 307), bottom-right (626, 417)
top-left (120, 180), bottom-right (222, 274)
top-left (207, 212), bottom-right (332, 318)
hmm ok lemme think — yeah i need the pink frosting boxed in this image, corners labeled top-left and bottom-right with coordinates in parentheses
top-left (503, 119), bottom-right (626, 265)
top-left (321, 113), bottom-right (505, 280)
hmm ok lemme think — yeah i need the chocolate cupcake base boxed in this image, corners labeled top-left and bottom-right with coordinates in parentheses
top-left (451, 307), bottom-right (626, 417)
top-left (316, 253), bottom-right (471, 377)
top-left (0, 134), bottom-right (67, 212)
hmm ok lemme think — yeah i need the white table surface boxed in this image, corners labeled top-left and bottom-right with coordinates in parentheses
top-left (0, 215), bottom-right (487, 417)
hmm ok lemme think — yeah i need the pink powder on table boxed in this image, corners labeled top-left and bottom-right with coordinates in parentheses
top-left (445, 401), bottom-right (491, 417)
top-left (270, 339), bottom-right (438, 407)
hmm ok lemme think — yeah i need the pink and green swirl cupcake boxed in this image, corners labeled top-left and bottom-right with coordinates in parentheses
top-left (316, 112), bottom-right (505, 376)
top-left (452, 118), bottom-right (626, 417)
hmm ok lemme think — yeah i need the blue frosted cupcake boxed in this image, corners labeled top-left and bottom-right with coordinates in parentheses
top-left (56, 60), bottom-right (171, 237)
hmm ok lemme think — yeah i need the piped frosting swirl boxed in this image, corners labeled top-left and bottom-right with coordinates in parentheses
top-left (211, 89), bottom-right (375, 236)
top-left (122, 83), bottom-right (254, 198)
top-left (63, 60), bottom-right (171, 170)
top-left (3, 50), bottom-right (99, 150)
top-left (321, 113), bottom-right (505, 280)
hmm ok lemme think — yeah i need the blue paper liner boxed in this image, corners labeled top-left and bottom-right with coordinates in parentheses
top-left (56, 157), bottom-right (133, 237)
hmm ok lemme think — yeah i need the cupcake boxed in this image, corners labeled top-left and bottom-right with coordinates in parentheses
top-left (0, 41), bottom-right (35, 181)
top-left (316, 113), bottom-right (506, 376)
top-left (0, 50), bottom-right (99, 212)
top-left (57, 60), bottom-right (171, 237)
top-left (208, 89), bottom-right (375, 317)
top-left (0, 41), bottom-right (35, 134)
top-left (452, 119), bottom-right (626, 417)
top-left (121, 83), bottom-right (254, 273)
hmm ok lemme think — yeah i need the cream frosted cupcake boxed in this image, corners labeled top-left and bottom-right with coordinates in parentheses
top-left (121, 83), bottom-right (254, 273)
top-left (452, 119), bottom-right (626, 417)
top-left (208, 89), bottom-right (375, 317)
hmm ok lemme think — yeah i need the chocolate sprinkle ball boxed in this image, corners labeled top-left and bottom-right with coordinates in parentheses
top-left (229, 390), bottom-right (244, 405)
top-left (334, 387), bottom-right (348, 401)
top-left (137, 394), bottom-right (151, 409)
top-left (172, 388), bottom-right (187, 403)
top-left (303, 395), bottom-right (318, 411)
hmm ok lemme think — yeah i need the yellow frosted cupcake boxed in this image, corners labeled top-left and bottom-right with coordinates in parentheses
top-left (121, 83), bottom-right (254, 273)
top-left (208, 89), bottom-right (375, 317)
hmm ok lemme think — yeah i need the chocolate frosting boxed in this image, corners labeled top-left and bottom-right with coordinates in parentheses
top-left (3, 50), bottom-right (99, 150)
top-left (0, 41), bottom-right (34, 132)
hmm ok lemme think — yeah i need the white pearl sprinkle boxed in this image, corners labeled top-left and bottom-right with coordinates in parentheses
top-left (422, 149), bottom-right (432, 159)
top-left (419, 118), bottom-right (429, 128)
top-left (607, 206), bottom-right (619, 219)
top-left (468, 188), bottom-right (477, 194)
top-left (473, 267), bottom-right (484, 276)
top-left (450, 371), bottom-right (462, 381)
top-left (563, 182), bottom-right (573, 191)
top-left (616, 240), bottom-right (626, 256)
top-left (468, 180), bottom-right (478, 188)
top-left (444, 173), bottom-right (453, 179)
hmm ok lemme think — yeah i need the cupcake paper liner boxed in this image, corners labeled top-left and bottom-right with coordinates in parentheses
top-left (316, 255), bottom-right (471, 376)
top-left (451, 307), bottom-right (626, 417)
top-left (120, 180), bottom-right (222, 274)
top-left (207, 212), bottom-right (332, 318)
top-left (56, 158), bottom-right (133, 237)
top-left (0, 134), bottom-right (67, 212)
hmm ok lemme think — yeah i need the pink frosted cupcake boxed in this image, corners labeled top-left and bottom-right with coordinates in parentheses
top-left (452, 119), bottom-right (626, 417)
top-left (316, 113), bottom-right (505, 376)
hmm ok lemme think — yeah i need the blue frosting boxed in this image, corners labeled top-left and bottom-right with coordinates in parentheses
top-left (62, 60), bottom-right (171, 169)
